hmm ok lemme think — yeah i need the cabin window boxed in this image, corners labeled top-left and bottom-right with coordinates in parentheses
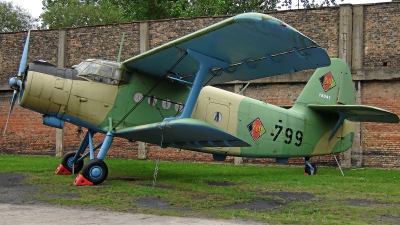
top-left (76, 59), bottom-right (129, 85)
top-left (133, 93), bottom-right (143, 102)
top-left (162, 99), bottom-right (171, 109)
top-left (112, 69), bottom-right (120, 79)
top-left (175, 102), bottom-right (184, 112)
top-left (81, 63), bottom-right (101, 76)
top-left (75, 61), bottom-right (91, 74)
top-left (98, 65), bottom-right (112, 77)
top-left (213, 112), bottom-right (222, 122)
top-left (148, 95), bottom-right (157, 106)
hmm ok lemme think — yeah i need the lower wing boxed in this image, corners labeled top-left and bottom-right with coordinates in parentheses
top-left (115, 118), bottom-right (250, 148)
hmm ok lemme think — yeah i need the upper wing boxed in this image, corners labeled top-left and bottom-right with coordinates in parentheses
top-left (122, 13), bottom-right (331, 85)
top-left (115, 118), bottom-right (250, 149)
top-left (308, 104), bottom-right (399, 123)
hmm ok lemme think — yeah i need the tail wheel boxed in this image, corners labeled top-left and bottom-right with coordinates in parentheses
top-left (82, 159), bottom-right (108, 185)
top-left (305, 163), bottom-right (317, 175)
top-left (61, 152), bottom-right (84, 174)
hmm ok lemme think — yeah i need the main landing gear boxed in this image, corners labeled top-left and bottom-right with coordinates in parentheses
top-left (304, 157), bottom-right (317, 175)
top-left (55, 130), bottom-right (114, 186)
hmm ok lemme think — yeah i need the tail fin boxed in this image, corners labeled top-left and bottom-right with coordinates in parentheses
top-left (294, 58), bottom-right (398, 139)
top-left (295, 58), bottom-right (355, 106)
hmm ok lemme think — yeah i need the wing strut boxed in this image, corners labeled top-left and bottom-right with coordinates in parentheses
top-left (328, 111), bottom-right (352, 141)
top-left (113, 52), bottom-right (188, 130)
top-left (164, 49), bottom-right (229, 121)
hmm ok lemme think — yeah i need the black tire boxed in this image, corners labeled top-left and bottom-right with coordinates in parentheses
top-left (61, 152), bottom-right (84, 174)
top-left (82, 159), bottom-right (108, 185)
top-left (305, 163), bottom-right (318, 175)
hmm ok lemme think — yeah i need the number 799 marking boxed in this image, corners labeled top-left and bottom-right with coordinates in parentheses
top-left (273, 125), bottom-right (303, 147)
top-left (273, 125), bottom-right (283, 141)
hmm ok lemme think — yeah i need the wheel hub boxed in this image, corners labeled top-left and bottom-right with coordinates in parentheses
top-left (67, 158), bottom-right (78, 168)
top-left (89, 166), bottom-right (103, 179)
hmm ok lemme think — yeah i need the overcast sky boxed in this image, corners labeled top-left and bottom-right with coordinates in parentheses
top-left (5, 0), bottom-right (392, 18)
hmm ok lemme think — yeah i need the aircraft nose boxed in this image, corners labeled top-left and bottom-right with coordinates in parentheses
top-left (8, 77), bottom-right (22, 90)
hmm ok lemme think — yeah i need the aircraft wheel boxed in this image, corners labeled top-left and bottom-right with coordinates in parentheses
top-left (305, 163), bottom-right (317, 175)
top-left (82, 159), bottom-right (108, 185)
top-left (61, 152), bottom-right (84, 174)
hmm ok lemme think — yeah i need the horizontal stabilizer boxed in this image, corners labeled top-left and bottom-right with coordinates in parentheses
top-left (115, 118), bottom-right (251, 148)
top-left (308, 104), bottom-right (399, 123)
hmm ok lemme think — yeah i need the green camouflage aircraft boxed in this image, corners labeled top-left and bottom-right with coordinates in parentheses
top-left (4, 13), bottom-right (399, 185)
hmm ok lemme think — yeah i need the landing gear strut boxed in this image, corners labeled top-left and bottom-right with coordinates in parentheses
top-left (304, 157), bottom-right (317, 175)
top-left (56, 130), bottom-right (114, 186)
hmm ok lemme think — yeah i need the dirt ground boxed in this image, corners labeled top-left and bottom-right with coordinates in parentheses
top-left (2, 172), bottom-right (399, 224)
top-left (0, 172), bottom-right (267, 225)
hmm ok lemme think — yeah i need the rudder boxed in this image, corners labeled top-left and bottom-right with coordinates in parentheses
top-left (295, 58), bottom-right (355, 106)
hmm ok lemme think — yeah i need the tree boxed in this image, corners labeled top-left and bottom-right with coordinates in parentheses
top-left (40, 0), bottom-right (129, 29)
top-left (106, 0), bottom-right (186, 21)
top-left (0, 1), bottom-right (39, 32)
top-left (179, 0), bottom-right (279, 17)
top-left (111, 0), bottom-right (342, 20)
top-left (41, 0), bottom-right (342, 29)
top-left (114, 0), bottom-right (280, 20)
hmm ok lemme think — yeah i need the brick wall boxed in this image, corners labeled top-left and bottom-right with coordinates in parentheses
top-left (268, 7), bottom-right (340, 58)
top-left (361, 81), bottom-right (400, 167)
top-left (363, 4), bottom-right (400, 68)
top-left (0, 30), bottom-right (59, 83)
top-left (1, 3), bottom-right (399, 168)
top-left (149, 17), bottom-right (227, 49)
top-left (66, 23), bottom-right (141, 67)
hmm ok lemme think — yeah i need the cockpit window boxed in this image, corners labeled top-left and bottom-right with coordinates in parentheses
top-left (112, 69), bottom-right (120, 79)
top-left (98, 65), bottom-right (112, 76)
top-left (81, 63), bottom-right (101, 76)
top-left (75, 61), bottom-right (91, 74)
top-left (75, 59), bottom-right (132, 85)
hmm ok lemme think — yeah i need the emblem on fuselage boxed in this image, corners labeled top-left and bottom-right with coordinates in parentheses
top-left (318, 72), bottom-right (336, 92)
top-left (247, 117), bottom-right (266, 141)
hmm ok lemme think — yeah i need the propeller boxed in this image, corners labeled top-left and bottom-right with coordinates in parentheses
top-left (3, 30), bottom-right (30, 135)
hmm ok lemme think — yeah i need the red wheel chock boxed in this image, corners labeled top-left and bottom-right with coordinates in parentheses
top-left (55, 164), bottom-right (72, 175)
top-left (73, 174), bottom-right (93, 186)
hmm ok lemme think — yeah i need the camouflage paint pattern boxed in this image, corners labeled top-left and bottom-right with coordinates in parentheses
top-left (19, 58), bottom-right (357, 159)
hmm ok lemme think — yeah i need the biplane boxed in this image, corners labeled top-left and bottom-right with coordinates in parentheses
top-left (4, 13), bottom-right (399, 185)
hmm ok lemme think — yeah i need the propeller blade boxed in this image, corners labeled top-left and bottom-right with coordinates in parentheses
top-left (18, 30), bottom-right (30, 75)
top-left (3, 90), bottom-right (18, 135)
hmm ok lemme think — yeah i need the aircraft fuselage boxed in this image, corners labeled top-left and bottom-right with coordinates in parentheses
top-left (19, 60), bottom-right (354, 161)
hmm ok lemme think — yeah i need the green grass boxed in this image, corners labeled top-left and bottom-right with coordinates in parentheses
top-left (1, 154), bottom-right (400, 224)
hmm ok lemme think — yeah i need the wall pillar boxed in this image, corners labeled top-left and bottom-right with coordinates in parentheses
top-left (350, 6), bottom-right (364, 168)
top-left (137, 22), bottom-right (149, 159)
top-left (339, 4), bottom-right (353, 68)
top-left (338, 4), bottom-right (353, 168)
top-left (140, 22), bottom-right (149, 53)
top-left (137, 142), bottom-right (147, 159)
top-left (56, 29), bottom-right (67, 157)
top-left (233, 84), bottom-right (244, 165)
top-left (339, 4), bottom-right (364, 168)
